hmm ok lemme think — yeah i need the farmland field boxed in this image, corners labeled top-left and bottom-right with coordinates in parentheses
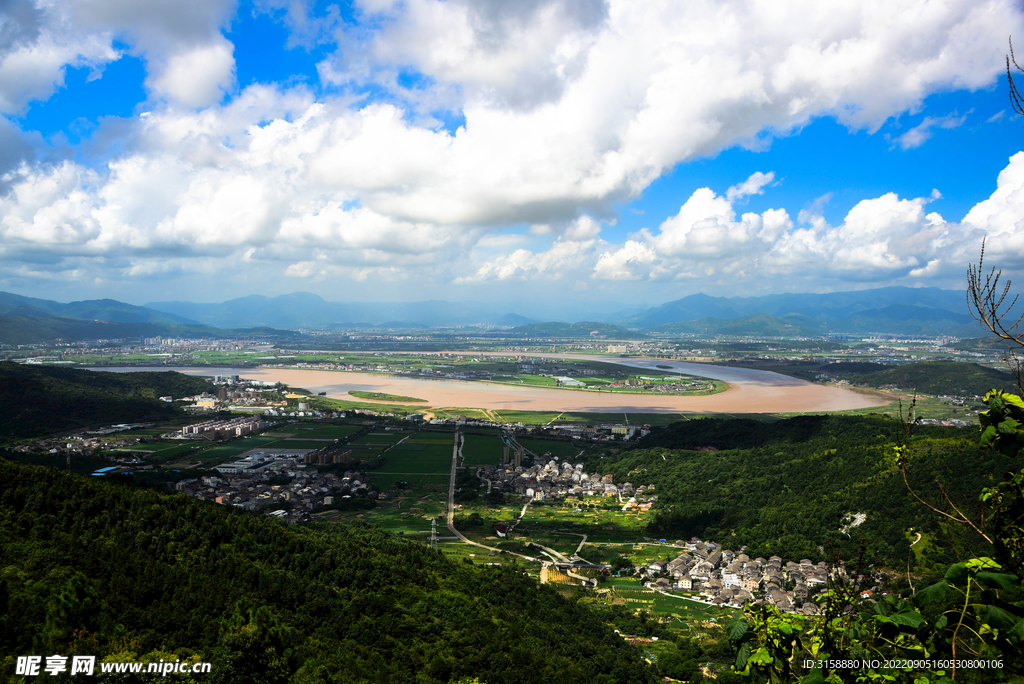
top-left (263, 439), bottom-right (337, 450)
top-left (191, 436), bottom-right (279, 461)
top-left (378, 441), bottom-right (452, 472)
top-left (461, 433), bottom-right (502, 467)
top-left (286, 424), bottom-right (362, 440)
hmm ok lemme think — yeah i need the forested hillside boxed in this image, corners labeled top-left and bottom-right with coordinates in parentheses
top-left (0, 460), bottom-right (654, 684)
top-left (848, 360), bottom-right (1014, 397)
top-left (597, 415), bottom-right (999, 569)
top-left (0, 363), bottom-right (212, 439)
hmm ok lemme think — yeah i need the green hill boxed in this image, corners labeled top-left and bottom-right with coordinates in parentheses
top-left (0, 460), bottom-right (654, 683)
top-left (849, 361), bottom-right (1015, 397)
top-left (0, 311), bottom-right (304, 344)
top-left (0, 362), bottom-right (213, 439)
top-left (591, 415), bottom-right (1002, 569)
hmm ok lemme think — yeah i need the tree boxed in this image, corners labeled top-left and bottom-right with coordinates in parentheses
top-left (727, 248), bottom-right (1024, 682)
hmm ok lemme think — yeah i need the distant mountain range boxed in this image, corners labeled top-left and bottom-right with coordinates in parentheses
top-left (145, 293), bottom-right (542, 329)
top-left (0, 291), bottom-right (294, 345)
top-left (621, 287), bottom-right (967, 326)
top-left (0, 291), bottom-right (197, 325)
top-left (0, 286), bottom-right (984, 342)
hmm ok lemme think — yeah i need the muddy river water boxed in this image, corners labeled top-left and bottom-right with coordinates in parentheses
top-left (105, 354), bottom-right (890, 414)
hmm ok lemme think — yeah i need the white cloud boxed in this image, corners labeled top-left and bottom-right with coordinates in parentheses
top-left (593, 240), bottom-right (657, 280)
top-left (0, 0), bottom-right (237, 112)
top-left (891, 113), bottom-right (968, 150)
top-left (145, 39), bottom-right (235, 108)
top-left (726, 171), bottom-right (775, 202)
top-left (2, 0), bottom-right (1023, 299)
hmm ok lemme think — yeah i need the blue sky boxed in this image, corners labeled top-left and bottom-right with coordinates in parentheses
top-left (2, 0), bottom-right (1024, 314)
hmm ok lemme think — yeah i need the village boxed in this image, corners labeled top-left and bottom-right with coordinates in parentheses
top-left (477, 454), bottom-right (850, 615)
top-left (636, 539), bottom-right (852, 615)
top-left (175, 457), bottom-right (374, 524)
top-left (477, 453), bottom-right (657, 505)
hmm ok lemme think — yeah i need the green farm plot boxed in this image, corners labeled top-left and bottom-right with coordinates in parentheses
top-left (349, 447), bottom-right (386, 461)
top-left (145, 443), bottom-right (209, 462)
top-left (377, 442), bottom-right (453, 473)
top-left (490, 410), bottom-right (567, 425)
top-left (650, 593), bottom-right (718, 616)
top-left (461, 433), bottom-right (502, 466)
top-left (264, 439), bottom-right (335, 450)
top-left (405, 432), bottom-right (453, 444)
top-left (351, 432), bottom-right (407, 446)
top-left (286, 424), bottom-right (362, 440)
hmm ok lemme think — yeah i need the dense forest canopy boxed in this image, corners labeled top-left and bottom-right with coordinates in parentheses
top-left (0, 460), bottom-right (654, 684)
top-left (0, 363), bottom-right (213, 439)
top-left (592, 415), bottom-right (999, 568)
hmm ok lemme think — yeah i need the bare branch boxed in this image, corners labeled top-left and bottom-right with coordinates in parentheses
top-left (1010, 38), bottom-right (1024, 116)
top-left (966, 237), bottom-right (1024, 344)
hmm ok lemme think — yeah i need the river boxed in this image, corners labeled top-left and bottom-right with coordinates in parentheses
top-left (93, 355), bottom-right (890, 414)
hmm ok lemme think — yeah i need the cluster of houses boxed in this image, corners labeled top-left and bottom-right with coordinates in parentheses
top-left (543, 423), bottom-right (650, 441)
top-left (643, 539), bottom-right (846, 615)
top-left (176, 468), bottom-right (373, 522)
top-left (478, 455), bottom-right (657, 503)
top-left (181, 417), bottom-right (268, 440)
top-left (14, 423), bottom-right (154, 457)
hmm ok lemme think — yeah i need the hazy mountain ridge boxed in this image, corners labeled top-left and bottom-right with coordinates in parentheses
top-left (0, 286), bottom-right (979, 338)
top-left (621, 287), bottom-right (968, 328)
top-left (0, 291), bottom-right (198, 325)
top-left (145, 293), bottom-right (541, 328)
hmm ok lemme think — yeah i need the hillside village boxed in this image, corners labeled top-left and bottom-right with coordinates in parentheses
top-left (479, 454), bottom-right (657, 506)
top-left (176, 464), bottom-right (373, 523)
top-left (640, 539), bottom-right (852, 615)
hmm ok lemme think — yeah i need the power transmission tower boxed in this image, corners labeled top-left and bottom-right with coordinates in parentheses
top-left (430, 519), bottom-right (438, 551)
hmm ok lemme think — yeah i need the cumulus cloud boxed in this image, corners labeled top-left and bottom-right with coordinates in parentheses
top-left (1, 0), bottom-right (1023, 297)
top-left (0, 0), bottom-right (237, 112)
top-left (572, 168), bottom-right (996, 292)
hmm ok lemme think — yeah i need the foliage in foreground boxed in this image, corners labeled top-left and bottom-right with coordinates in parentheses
top-left (727, 390), bottom-right (1024, 683)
